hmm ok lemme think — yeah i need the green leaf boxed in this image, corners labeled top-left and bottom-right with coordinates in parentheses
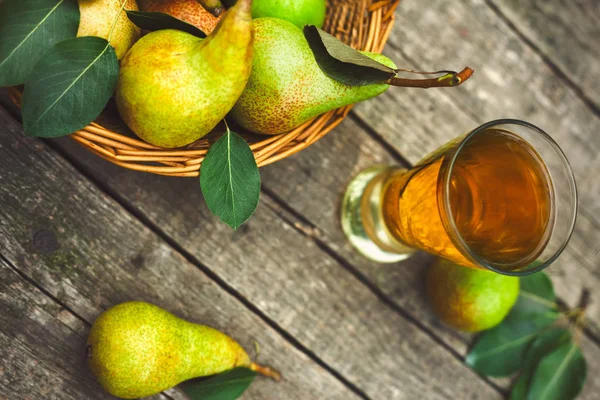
top-left (200, 129), bottom-right (261, 229)
top-left (465, 311), bottom-right (559, 377)
top-left (303, 25), bottom-right (396, 86)
top-left (0, 0), bottom-right (79, 86)
top-left (527, 341), bottom-right (587, 400)
top-left (510, 271), bottom-right (557, 320)
top-left (22, 36), bottom-right (119, 138)
top-left (511, 328), bottom-right (571, 400)
top-left (181, 368), bottom-right (257, 400)
top-left (126, 11), bottom-right (207, 38)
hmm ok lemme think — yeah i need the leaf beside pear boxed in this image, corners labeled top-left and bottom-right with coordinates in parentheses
top-left (510, 271), bottom-right (557, 320)
top-left (126, 11), bottom-right (207, 38)
top-left (22, 36), bottom-right (119, 138)
top-left (200, 129), bottom-right (261, 230)
top-left (465, 311), bottom-right (559, 377)
top-left (526, 341), bottom-right (587, 400)
top-left (181, 368), bottom-right (257, 400)
top-left (303, 25), bottom-right (396, 86)
top-left (0, 0), bottom-right (80, 87)
top-left (510, 328), bottom-right (571, 400)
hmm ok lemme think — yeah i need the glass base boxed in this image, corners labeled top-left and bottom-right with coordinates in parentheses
top-left (341, 166), bottom-right (415, 263)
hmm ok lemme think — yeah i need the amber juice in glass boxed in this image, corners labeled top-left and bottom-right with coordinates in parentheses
top-left (381, 128), bottom-right (553, 271)
top-left (341, 119), bottom-right (577, 275)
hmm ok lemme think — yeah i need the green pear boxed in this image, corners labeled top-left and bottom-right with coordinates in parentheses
top-left (115, 0), bottom-right (254, 148)
top-left (252, 0), bottom-right (326, 28)
top-left (77, 0), bottom-right (141, 60)
top-left (88, 302), bottom-right (268, 399)
top-left (230, 18), bottom-right (396, 135)
top-left (427, 259), bottom-right (519, 332)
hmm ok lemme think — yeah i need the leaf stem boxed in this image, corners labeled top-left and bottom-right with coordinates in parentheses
top-left (569, 289), bottom-right (590, 344)
top-left (387, 67), bottom-right (474, 88)
top-left (223, 118), bottom-right (231, 134)
top-left (249, 362), bottom-right (282, 381)
top-left (107, 0), bottom-right (129, 43)
top-left (577, 288), bottom-right (591, 313)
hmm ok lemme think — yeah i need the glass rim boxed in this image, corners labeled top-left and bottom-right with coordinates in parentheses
top-left (440, 118), bottom-right (578, 276)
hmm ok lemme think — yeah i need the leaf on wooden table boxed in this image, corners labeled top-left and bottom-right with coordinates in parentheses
top-left (181, 368), bottom-right (257, 400)
top-left (0, 0), bottom-right (80, 86)
top-left (526, 341), bottom-right (587, 400)
top-left (510, 270), bottom-right (557, 320)
top-left (22, 36), bottom-right (119, 138)
top-left (465, 311), bottom-right (559, 377)
top-left (303, 25), bottom-right (396, 86)
top-left (126, 11), bottom-right (207, 38)
top-left (510, 328), bottom-right (571, 400)
top-left (200, 128), bottom-right (261, 230)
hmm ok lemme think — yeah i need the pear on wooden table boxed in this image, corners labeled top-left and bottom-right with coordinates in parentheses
top-left (88, 302), bottom-right (278, 399)
top-left (230, 18), bottom-right (396, 135)
top-left (116, 0), bottom-right (254, 148)
top-left (77, 0), bottom-right (141, 59)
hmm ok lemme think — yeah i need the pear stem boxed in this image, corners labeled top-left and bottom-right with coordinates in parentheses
top-left (387, 67), bottom-right (474, 88)
top-left (197, 0), bottom-right (226, 16)
top-left (249, 362), bottom-right (282, 381)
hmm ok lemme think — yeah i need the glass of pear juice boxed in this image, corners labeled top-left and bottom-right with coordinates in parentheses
top-left (341, 119), bottom-right (577, 276)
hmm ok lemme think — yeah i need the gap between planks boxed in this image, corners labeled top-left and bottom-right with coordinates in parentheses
top-left (0, 253), bottom-right (179, 400)
top-left (0, 102), bottom-right (502, 397)
top-left (347, 106), bottom-right (600, 348)
top-left (11, 131), bottom-right (371, 400)
top-left (481, 0), bottom-right (600, 118)
top-left (0, 102), bottom-right (524, 397)
top-left (260, 186), bottom-right (509, 395)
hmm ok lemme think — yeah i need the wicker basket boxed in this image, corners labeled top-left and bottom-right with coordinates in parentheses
top-left (11, 0), bottom-right (399, 178)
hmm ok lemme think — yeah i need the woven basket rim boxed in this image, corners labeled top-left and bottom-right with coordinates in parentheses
top-left (10, 0), bottom-right (400, 178)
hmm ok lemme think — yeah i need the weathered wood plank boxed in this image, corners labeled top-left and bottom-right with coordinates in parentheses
top-left (488, 0), bottom-right (600, 109)
top-left (0, 109), bottom-right (358, 400)
top-left (261, 116), bottom-right (471, 352)
top-left (15, 112), bottom-right (505, 398)
top-left (257, 113), bottom-right (600, 398)
top-left (0, 257), bottom-right (179, 400)
top-left (355, 0), bottom-right (600, 339)
top-left (0, 258), bottom-right (118, 400)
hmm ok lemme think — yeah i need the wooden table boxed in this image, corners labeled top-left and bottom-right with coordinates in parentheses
top-left (1, 1), bottom-right (599, 399)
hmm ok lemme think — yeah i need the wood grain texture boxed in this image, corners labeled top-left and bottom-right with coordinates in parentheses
top-left (488, 0), bottom-right (600, 109)
top-left (354, 0), bottom-right (600, 339)
top-left (35, 119), bottom-right (503, 398)
top-left (0, 258), bottom-right (120, 400)
top-left (256, 113), bottom-right (600, 398)
top-left (261, 116), bottom-right (472, 351)
top-left (0, 108), bottom-right (358, 400)
top-left (0, 2), bottom-right (598, 399)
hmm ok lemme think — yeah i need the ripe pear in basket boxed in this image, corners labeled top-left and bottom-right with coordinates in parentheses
top-left (137, 0), bottom-right (222, 34)
top-left (231, 17), bottom-right (395, 135)
top-left (115, 0), bottom-right (253, 148)
top-left (231, 16), bottom-right (473, 136)
top-left (77, 0), bottom-right (141, 60)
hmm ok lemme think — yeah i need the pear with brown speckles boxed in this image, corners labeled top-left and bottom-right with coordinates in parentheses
top-left (230, 17), bottom-right (397, 135)
top-left (115, 0), bottom-right (253, 148)
top-left (77, 0), bottom-right (141, 60)
top-left (87, 302), bottom-right (279, 399)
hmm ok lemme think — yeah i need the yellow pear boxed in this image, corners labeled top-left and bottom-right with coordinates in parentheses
top-left (77, 0), bottom-right (141, 59)
top-left (88, 302), bottom-right (280, 398)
